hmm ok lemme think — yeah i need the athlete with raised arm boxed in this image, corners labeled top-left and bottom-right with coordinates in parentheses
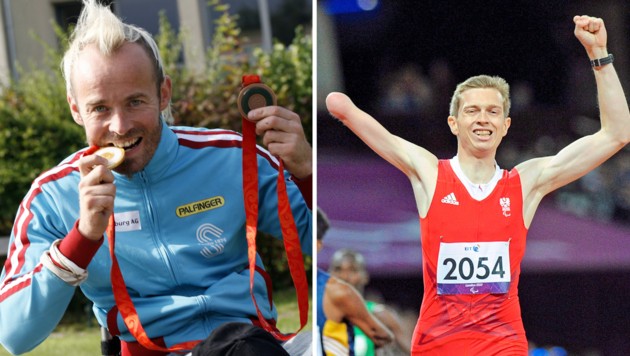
top-left (326, 15), bottom-right (630, 355)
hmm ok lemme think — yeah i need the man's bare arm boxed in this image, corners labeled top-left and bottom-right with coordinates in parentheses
top-left (324, 276), bottom-right (394, 348)
top-left (518, 16), bottom-right (630, 225)
top-left (326, 92), bottom-right (439, 214)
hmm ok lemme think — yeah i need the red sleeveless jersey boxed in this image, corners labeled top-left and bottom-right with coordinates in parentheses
top-left (411, 160), bottom-right (528, 355)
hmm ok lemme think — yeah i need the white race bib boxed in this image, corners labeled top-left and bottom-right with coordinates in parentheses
top-left (436, 241), bottom-right (511, 295)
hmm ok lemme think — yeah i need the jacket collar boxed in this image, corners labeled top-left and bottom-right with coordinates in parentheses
top-left (118, 120), bottom-right (178, 183)
top-left (146, 120), bottom-right (178, 179)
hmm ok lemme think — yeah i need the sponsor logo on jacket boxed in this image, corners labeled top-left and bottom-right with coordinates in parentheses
top-left (176, 196), bottom-right (225, 217)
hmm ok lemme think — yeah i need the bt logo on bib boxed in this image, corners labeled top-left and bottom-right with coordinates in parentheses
top-left (437, 241), bottom-right (511, 295)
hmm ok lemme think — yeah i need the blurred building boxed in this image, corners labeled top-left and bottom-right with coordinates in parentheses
top-left (0, 0), bottom-right (311, 85)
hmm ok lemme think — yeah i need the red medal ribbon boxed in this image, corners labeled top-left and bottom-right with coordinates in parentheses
top-left (107, 216), bottom-right (200, 352)
top-left (241, 75), bottom-right (309, 340)
top-left (87, 146), bottom-right (201, 352)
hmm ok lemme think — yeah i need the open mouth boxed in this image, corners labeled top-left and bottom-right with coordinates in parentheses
top-left (110, 137), bottom-right (142, 151)
top-left (473, 129), bottom-right (492, 137)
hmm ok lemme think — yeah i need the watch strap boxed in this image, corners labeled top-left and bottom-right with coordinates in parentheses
top-left (590, 53), bottom-right (614, 68)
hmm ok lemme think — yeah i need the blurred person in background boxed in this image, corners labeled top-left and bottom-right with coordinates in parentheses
top-left (317, 209), bottom-right (393, 355)
top-left (329, 249), bottom-right (411, 355)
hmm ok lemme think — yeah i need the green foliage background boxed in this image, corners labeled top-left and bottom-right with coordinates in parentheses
top-left (0, 0), bottom-right (312, 318)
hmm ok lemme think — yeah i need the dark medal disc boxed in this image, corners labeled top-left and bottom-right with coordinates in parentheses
top-left (237, 83), bottom-right (277, 117)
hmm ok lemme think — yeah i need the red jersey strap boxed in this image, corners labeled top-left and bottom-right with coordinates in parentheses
top-left (85, 146), bottom-right (201, 353)
top-left (239, 74), bottom-right (309, 341)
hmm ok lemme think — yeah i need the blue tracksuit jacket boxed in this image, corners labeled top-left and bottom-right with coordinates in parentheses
top-left (0, 123), bottom-right (312, 354)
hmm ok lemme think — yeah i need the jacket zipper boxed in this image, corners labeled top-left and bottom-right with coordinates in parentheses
top-left (140, 171), bottom-right (179, 285)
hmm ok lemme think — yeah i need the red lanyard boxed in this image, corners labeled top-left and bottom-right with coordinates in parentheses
top-left (107, 214), bottom-right (201, 352)
top-left (240, 74), bottom-right (309, 340)
top-left (92, 74), bottom-right (308, 352)
top-left (79, 154), bottom-right (198, 353)
top-left (81, 145), bottom-right (200, 352)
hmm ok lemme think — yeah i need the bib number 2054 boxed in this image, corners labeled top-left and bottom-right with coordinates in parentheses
top-left (436, 241), bottom-right (511, 295)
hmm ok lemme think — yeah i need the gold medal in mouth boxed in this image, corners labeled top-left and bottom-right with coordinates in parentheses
top-left (94, 146), bottom-right (125, 169)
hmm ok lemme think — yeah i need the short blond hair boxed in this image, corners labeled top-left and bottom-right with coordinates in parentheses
top-left (449, 75), bottom-right (511, 117)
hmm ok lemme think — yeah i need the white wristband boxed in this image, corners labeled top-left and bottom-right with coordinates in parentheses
top-left (40, 239), bottom-right (88, 286)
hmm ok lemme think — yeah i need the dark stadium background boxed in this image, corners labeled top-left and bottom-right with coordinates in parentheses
top-left (317, 0), bottom-right (630, 354)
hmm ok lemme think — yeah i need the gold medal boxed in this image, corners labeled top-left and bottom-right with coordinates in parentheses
top-left (94, 147), bottom-right (125, 169)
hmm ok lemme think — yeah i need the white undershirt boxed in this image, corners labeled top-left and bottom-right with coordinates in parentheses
top-left (450, 156), bottom-right (502, 201)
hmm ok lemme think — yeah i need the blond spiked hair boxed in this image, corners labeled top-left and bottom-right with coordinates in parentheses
top-left (61, 0), bottom-right (171, 120)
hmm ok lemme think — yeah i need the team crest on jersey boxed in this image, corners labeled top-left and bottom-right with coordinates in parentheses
top-left (176, 196), bottom-right (225, 217)
top-left (500, 197), bottom-right (511, 217)
top-left (196, 223), bottom-right (227, 258)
